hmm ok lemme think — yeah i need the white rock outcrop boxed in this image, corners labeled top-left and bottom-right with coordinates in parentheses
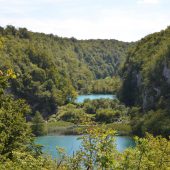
top-left (163, 64), bottom-right (170, 84)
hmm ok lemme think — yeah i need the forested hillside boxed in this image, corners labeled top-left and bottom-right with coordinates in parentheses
top-left (120, 26), bottom-right (170, 137)
top-left (0, 25), bottom-right (129, 116)
top-left (1, 67), bottom-right (169, 170)
top-left (0, 25), bottom-right (169, 137)
top-left (0, 25), bottom-right (170, 169)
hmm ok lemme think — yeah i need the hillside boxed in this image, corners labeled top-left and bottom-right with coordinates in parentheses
top-left (1, 25), bottom-right (169, 137)
top-left (120, 26), bottom-right (170, 137)
top-left (0, 25), bottom-right (129, 116)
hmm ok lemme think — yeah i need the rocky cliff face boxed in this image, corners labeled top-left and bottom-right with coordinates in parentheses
top-left (163, 62), bottom-right (170, 84)
top-left (120, 26), bottom-right (170, 111)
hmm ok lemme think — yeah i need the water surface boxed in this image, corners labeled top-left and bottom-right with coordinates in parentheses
top-left (35, 135), bottom-right (135, 158)
top-left (76, 94), bottom-right (116, 103)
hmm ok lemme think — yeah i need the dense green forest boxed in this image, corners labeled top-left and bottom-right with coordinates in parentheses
top-left (120, 26), bottom-right (170, 137)
top-left (87, 76), bottom-right (122, 94)
top-left (0, 26), bottom-right (170, 169)
top-left (0, 25), bottom-right (129, 117)
top-left (0, 25), bottom-right (170, 138)
top-left (0, 73), bottom-right (169, 169)
top-left (49, 99), bottom-right (128, 124)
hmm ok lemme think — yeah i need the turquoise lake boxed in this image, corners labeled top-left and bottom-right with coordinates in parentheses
top-left (36, 94), bottom-right (134, 158)
top-left (35, 135), bottom-right (135, 158)
top-left (76, 94), bottom-right (116, 103)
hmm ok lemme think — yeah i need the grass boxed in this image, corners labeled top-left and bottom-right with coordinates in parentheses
top-left (46, 121), bottom-right (83, 135)
top-left (46, 120), bottom-right (132, 136)
top-left (47, 121), bottom-right (74, 127)
top-left (106, 123), bottom-right (132, 135)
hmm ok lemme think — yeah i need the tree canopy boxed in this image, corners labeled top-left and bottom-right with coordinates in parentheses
top-left (0, 25), bottom-right (129, 117)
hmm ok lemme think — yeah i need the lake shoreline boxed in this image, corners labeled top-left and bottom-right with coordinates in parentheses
top-left (46, 124), bottom-right (132, 136)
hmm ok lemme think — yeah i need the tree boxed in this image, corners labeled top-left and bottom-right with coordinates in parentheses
top-left (31, 111), bottom-right (47, 136)
top-left (0, 69), bottom-right (32, 159)
top-left (57, 127), bottom-right (170, 170)
top-left (0, 69), bottom-right (59, 169)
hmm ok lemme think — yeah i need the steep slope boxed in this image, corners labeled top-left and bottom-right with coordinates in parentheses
top-left (76, 39), bottom-right (128, 79)
top-left (120, 26), bottom-right (170, 137)
top-left (0, 25), bottom-right (129, 116)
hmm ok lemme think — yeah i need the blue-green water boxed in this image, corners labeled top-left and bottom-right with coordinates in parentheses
top-left (76, 94), bottom-right (116, 103)
top-left (35, 135), bottom-right (135, 158)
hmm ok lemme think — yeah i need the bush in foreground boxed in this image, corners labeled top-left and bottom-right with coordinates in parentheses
top-left (57, 126), bottom-right (170, 170)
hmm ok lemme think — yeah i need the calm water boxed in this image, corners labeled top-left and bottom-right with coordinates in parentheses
top-left (76, 94), bottom-right (116, 103)
top-left (35, 135), bottom-right (135, 158)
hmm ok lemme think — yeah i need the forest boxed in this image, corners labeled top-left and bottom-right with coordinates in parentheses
top-left (120, 26), bottom-right (170, 137)
top-left (0, 25), bottom-right (170, 169)
top-left (0, 25), bottom-right (129, 117)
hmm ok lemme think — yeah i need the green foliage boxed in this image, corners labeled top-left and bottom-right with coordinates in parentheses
top-left (83, 98), bottom-right (128, 113)
top-left (0, 98), bottom-right (32, 159)
top-left (107, 123), bottom-right (132, 135)
top-left (31, 111), bottom-right (47, 136)
top-left (0, 69), bottom-right (59, 169)
top-left (59, 126), bottom-right (118, 170)
top-left (57, 126), bottom-right (170, 170)
top-left (53, 104), bottom-right (91, 124)
top-left (1, 25), bottom-right (170, 168)
top-left (88, 76), bottom-right (122, 94)
top-left (0, 70), bottom-right (32, 160)
top-left (121, 26), bottom-right (170, 109)
top-left (49, 99), bottom-right (129, 125)
top-left (46, 121), bottom-right (78, 135)
top-left (0, 151), bottom-right (58, 170)
top-left (79, 126), bottom-right (117, 169)
top-left (47, 99), bottom-right (129, 136)
top-left (120, 134), bottom-right (170, 169)
top-left (96, 109), bottom-right (123, 123)
top-left (1, 127), bottom-right (170, 170)
top-left (142, 110), bottom-right (170, 137)
top-left (0, 71), bottom-right (169, 169)
top-left (0, 25), bottom-right (129, 117)
top-left (120, 26), bottom-right (170, 137)
top-left (47, 120), bottom-right (74, 127)
top-left (131, 109), bottom-right (170, 137)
